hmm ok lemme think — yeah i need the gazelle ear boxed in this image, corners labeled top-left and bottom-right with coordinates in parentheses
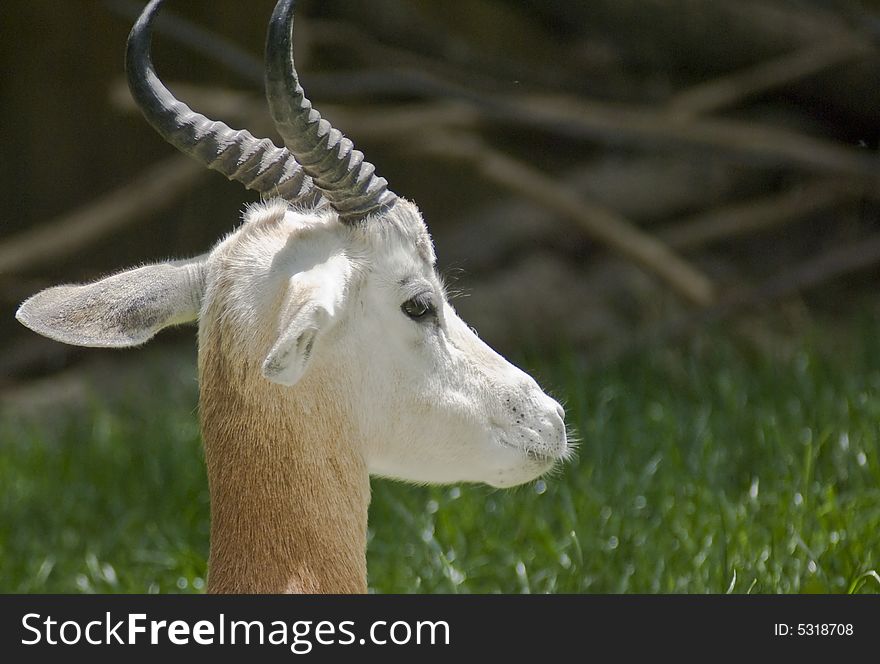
top-left (261, 254), bottom-right (350, 387)
top-left (15, 257), bottom-right (206, 348)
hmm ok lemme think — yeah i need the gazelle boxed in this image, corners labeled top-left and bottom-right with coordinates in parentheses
top-left (16, 0), bottom-right (570, 593)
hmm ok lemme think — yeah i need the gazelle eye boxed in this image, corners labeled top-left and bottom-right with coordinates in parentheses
top-left (401, 293), bottom-right (436, 321)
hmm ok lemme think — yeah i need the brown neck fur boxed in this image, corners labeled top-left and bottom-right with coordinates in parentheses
top-left (198, 337), bottom-right (370, 594)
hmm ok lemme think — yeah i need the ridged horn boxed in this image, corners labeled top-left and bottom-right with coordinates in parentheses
top-left (126, 0), bottom-right (317, 203)
top-left (265, 0), bottom-right (397, 222)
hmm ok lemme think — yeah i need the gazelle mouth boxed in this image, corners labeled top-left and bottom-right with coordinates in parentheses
top-left (497, 435), bottom-right (566, 464)
top-left (525, 449), bottom-right (558, 463)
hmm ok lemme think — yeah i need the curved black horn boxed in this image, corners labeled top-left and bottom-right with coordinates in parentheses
top-left (265, 0), bottom-right (397, 222)
top-left (126, 0), bottom-right (316, 202)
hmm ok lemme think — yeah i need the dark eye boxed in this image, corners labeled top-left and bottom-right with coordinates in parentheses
top-left (401, 293), bottom-right (436, 321)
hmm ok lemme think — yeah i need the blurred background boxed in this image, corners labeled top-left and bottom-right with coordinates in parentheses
top-left (3, 0), bottom-right (880, 374)
top-left (1, 0), bottom-right (879, 593)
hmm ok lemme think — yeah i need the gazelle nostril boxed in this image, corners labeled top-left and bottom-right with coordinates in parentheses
top-left (555, 403), bottom-right (566, 421)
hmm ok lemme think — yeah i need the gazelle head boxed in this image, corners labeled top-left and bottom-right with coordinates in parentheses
top-left (17, 0), bottom-right (569, 492)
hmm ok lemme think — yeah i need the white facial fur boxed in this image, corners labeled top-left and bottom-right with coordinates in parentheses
top-left (16, 198), bottom-right (570, 489)
top-left (219, 199), bottom-right (570, 488)
top-left (344, 211), bottom-right (568, 487)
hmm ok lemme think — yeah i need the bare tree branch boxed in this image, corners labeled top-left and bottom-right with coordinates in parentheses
top-left (623, 232), bottom-right (880, 358)
top-left (109, 80), bottom-right (480, 140)
top-left (659, 180), bottom-right (870, 251)
top-left (0, 156), bottom-right (204, 277)
top-left (102, 0), bottom-right (264, 85)
top-left (667, 37), bottom-right (874, 119)
top-left (419, 132), bottom-right (716, 306)
top-left (512, 94), bottom-right (879, 180)
top-left (111, 77), bottom-right (880, 181)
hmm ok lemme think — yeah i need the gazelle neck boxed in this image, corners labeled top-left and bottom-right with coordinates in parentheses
top-left (198, 350), bottom-right (370, 593)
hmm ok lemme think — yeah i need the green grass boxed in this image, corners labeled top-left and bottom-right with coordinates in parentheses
top-left (1, 323), bottom-right (879, 593)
